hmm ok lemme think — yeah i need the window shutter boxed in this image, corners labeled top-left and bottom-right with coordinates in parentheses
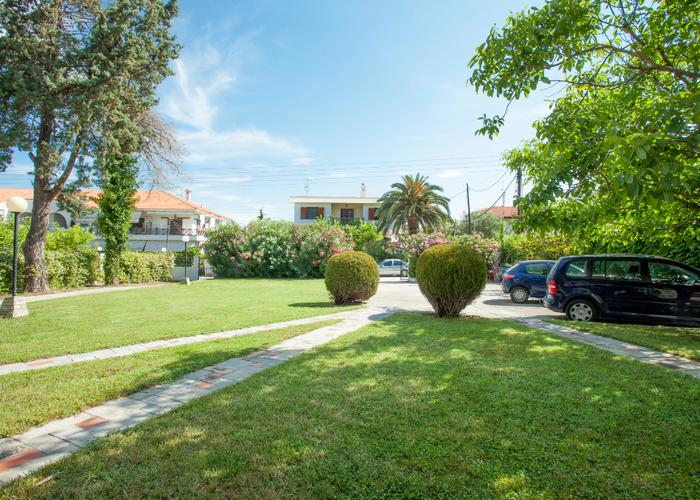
top-left (368, 208), bottom-right (376, 220)
top-left (300, 207), bottom-right (307, 219)
top-left (318, 207), bottom-right (324, 218)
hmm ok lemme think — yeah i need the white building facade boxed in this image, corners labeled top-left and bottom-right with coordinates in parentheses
top-left (0, 188), bottom-right (231, 252)
top-left (289, 195), bottom-right (381, 225)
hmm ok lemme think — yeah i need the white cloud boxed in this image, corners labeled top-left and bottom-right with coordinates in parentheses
top-left (178, 128), bottom-right (306, 166)
top-left (159, 41), bottom-right (310, 168)
top-left (435, 169), bottom-right (465, 179)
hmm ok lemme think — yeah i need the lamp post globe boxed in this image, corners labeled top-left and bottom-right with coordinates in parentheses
top-left (7, 196), bottom-right (28, 213)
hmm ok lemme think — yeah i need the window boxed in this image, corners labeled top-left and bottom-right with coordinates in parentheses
top-left (524, 262), bottom-right (550, 275)
top-left (300, 207), bottom-right (324, 220)
top-left (649, 261), bottom-right (699, 286)
top-left (591, 260), bottom-right (642, 281)
top-left (368, 208), bottom-right (378, 220)
top-left (565, 259), bottom-right (588, 278)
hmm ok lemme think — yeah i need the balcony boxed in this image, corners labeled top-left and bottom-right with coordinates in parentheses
top-left (91, 227), bottom-right (207, 237)
top-left (128, 227), bottom-right (208, 236)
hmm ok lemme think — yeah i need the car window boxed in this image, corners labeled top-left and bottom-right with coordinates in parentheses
top-left (390, 260), bottom-right (399, 266)
top-left (649, 261), bottom-right (699, 286)
top-left (564, 260), bottom-right (587, 278)
top-left (524, 263), bottom-right (550, 275)
top-left (592, 260), bottom-right (642, 281)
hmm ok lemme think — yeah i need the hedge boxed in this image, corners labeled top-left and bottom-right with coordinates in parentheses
top-left (0, 249), bottom-right (100, 292)
top-left (114, 251), bottom-right (174, 284)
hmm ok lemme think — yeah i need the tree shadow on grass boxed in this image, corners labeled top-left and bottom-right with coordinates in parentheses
top-left (12, 312), bottom-right (700, 498)
top-left (288, 301), bottom-right (339, 308)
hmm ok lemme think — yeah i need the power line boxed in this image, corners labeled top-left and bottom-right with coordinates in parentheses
top-left (470, 176), bottom-right (517, 217)
top-left (469, 170), bottom-right (510, 192)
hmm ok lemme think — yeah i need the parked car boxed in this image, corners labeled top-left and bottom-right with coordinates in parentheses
top-left (543, 254), bottom-right (700, 325)
top-left (501, 260), bottom-right (556, 303)
top-left (494, 263), bottom-right (513, 283)
top-left (378, 259), bottom-right (409, 277)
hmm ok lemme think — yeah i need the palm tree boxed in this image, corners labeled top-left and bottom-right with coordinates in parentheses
top-left (377, 173), bottom-right (451, 234)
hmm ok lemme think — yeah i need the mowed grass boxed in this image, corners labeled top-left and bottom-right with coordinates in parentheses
top-left (547, 318), bottom-right (700, 361)
top-left (7, 313), bottom-right (699, 498)
top-left (0, 320), bottom-right (337, 438)
top-left (0, 279), bottom-right (356, 364)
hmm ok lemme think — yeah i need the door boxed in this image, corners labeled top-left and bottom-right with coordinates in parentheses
top-left (645, 260), bottom-right (700, 320)
top-left (378, 260), bottom-right (392, 276)
top-left (591, 259), bottom-right (647, 316)
top-left (523, 262), bottom-right (551, 297)
top-left (340, 209), bottom-right (354, 225)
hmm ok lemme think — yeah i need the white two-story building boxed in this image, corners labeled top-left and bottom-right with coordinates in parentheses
top-left (0, 188), bottom-right (231, 251)
top-left (289, 185), bottom-right (381, 225)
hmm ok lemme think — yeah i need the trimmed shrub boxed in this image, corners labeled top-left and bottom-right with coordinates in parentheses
top-left (115, 251), bottom-right (174, 284)
top-left (46, 250), bottom-right (101, 289)
top-left (416, 244), bottom-right (487, 317)
top-left (324, 251), bottom-right (379, 304)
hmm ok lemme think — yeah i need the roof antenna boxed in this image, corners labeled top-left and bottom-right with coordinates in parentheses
top-left (304, 177), bottom-right (310, 195)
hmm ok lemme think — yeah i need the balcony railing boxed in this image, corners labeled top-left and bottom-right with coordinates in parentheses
top-left (91, 227), bottom-right (207, 237)
top-left (129, 227), bottom-right (208, 236)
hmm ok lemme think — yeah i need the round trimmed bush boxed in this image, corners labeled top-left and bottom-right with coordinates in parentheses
top-left (324, 251), bottom-right (379, 304)
top-left (416, 243), bottom-right (487, 317)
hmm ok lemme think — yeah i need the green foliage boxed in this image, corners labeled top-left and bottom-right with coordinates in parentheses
top-left (456, 210), bottom-right (502, 239)
top-left (96, 155), bottom-right (139, 284)
top-left (377, 174), bottom-right (451, 234)
top-left (114, 251), bottom-right (173, 284)
top-left (204, 220), bottom-right (353, 279)
top-left (344, 221), bottom-right (383, 252)
top-left (0, 221), bottom-right (99, 292)
top-left (501, 232), bottom-right (579, 264)
top-left (46, 250), bottom-right (101, 289)
top-left (45, 225), bottom-right (95, 252)
top-left (416, 244), bottom-right (487, 317)
top-left (174, 246), bottom-right (203, 268)
top-left (470, 0), bottom-right (700, 266)
top-left (324, 251), bottom-right (379, 305)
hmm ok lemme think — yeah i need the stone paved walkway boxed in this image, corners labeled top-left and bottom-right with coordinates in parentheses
top-left (516, 318), bottom-right (700, 379)
top-left (0, 306), bottom-right (393, 486)
top-left (0, 309), bottom-right (361, 376)
top-left (22, 283), bottom-right (168, 303)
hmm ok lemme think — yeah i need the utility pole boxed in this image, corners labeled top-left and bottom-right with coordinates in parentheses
top-left (515, 167), bottom-right (522, 205)
top-left (466, 182), bottom-right (472, 233)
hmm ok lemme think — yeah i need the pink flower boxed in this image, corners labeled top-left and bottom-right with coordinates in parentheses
top-left (331, 247), bottom-right (342, 254)
top-left (312, 259), bottom-right (320, 267)
top-left (319, 251), bottom-right (325, 257)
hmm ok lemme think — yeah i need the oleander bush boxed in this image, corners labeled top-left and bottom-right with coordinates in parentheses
top-left (205, 220), bottom-right (353, 279)
top-left (324, 251), bottom-right (379, 304)
top-left (416, 243), bottom-right (487, 317)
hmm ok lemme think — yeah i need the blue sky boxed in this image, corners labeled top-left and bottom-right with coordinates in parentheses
top-left (4, 0), bottom-right (549, 222)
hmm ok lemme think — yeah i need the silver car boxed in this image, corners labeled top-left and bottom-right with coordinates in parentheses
top-left (378, 259), bottom-right (409, 277)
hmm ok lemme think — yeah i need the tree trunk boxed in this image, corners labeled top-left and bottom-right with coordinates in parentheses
top-left (23, 181), bottom-right (52, 292)
top-left (408, 214), bottom-right (420, 234)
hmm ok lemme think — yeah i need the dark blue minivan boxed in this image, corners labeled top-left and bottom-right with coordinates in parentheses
top-left (543, 255), bottom-right (700, 325)
top-left (501, 260), bottom-right (556, 303)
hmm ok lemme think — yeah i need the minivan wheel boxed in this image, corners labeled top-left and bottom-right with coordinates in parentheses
top-left (510, 287), bottom-right (529, 304)
top-left (400, 269), bottom-right (408, 277)
top-left (566, 299), bottom-right (597, 322)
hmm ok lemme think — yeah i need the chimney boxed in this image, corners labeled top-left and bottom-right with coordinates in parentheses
top-left (185, 188), bottom-right (192, 201)
top-left (360, 183), bottom-right (367, 198)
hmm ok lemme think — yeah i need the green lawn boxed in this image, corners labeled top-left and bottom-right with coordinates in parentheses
top-left (0, 279), bottom-right (356, 364)
top-left (547, 319), bottom-right (700, 361)
top-left (7, 313), bottom-right (699, 498)
top-left (0, 319), bottom-right (337, 438)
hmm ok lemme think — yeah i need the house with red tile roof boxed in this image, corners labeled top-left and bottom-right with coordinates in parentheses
top-left (480, 205), bottom-right (518, 233)
top-left (0, 188), bottom-right (231, 251)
